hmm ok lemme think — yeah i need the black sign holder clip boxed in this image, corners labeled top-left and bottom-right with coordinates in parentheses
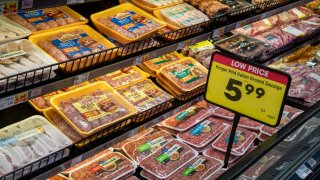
top-left (223, 113), bottom-right (240, 168)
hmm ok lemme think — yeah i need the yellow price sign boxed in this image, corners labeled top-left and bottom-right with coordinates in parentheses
top-left (205, 53), bottom-right (291, 127)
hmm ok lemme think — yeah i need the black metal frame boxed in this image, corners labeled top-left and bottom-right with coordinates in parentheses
top-left (217, 100), bottom-right (320, 179)
top-left (0, 0), bottom-right (303, 98)
top-left (0, 84), bottom-right (205, 180)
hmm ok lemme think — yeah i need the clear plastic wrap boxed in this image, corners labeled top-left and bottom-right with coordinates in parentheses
top-left (241, 150), bottom-right (282, 179)
top-left (125, 175), bottom-right (140, 180)
top-left (157, 123), bottom-right (179, 136)
top-left (5, 6), bottom-right (87, 34)
top-left (258, 132), bottom-right (269, 141)
top-left (44, 108), bottom-right (83, 142)
top-left (0, 39), bottom-right (57, 92)
top-left (153, 3), bottom-right (209, 29)
top-left (239, 117), bottom-right (263, 131)
top-left (116, 78), bottom-right (173, 112)
top-left (0, 15), bottom-right (31, 44)
top-left (0, 115), bottom-right (72, 176)
top-left (139, 139), bottom-right (198, 179)
top-left (162, 100), bottom-right (216, 131)
top-left (215, 34), bottom-right (269, 60)
top-left (181, 40), bottom-right (216, 68)
top-left (177, 117), bottom-right (230, 148)
top-left (68, 151), bottom-right (137, 180)
top-left (96, 66), bottom-right (149, 88)
top-left (140, 169), bottom-right (161, 180)
top-left (141, 51), bottom-right (182, 74)
top-left (212, 107), bottom-right (235, 120)
top-left (122, 130), bottom-right (173, 163)
top-left (50, 81), bottom-right (138, 137)
top-left (212, 127), bottom-right (257, 156)
top-left (113, 128), bottom-right (154, 150)
top-left (260, 105), bottom-right (303, 136)
top-left (203, 146), bottom-right (238, 164)
top-left (29, 82), bottom-right (89, 113)
top-left (158, 57), bottom-right (208, 92)
top-left (167, 155), bottom-right (224, 180)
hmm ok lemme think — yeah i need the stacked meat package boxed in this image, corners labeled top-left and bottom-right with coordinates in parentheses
top-left (53, 98), bottom-right (303, 179)
top-left (216, 6), bottom-right (320, 61)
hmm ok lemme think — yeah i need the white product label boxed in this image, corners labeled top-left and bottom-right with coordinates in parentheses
top-left (0, 50), bottom-right (27, 60)
top-left (291, 8), bottom-right (307, 19)
top-left (263, 19), bottom-right (272, 26)
top-left (296, 164), bottom-right (312, 179)
top-left (21, 0), bottom-right (33, 9)
top-left (283, 26), bottom-right (305, 37)
top-left (302, 20), bottom-right (320, 26)
top-left (308, 158), bottom-right (317, 168)
top-left (73, 72), bottom-right (89, 85)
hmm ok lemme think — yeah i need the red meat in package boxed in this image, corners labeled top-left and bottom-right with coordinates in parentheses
top-left (139, 139), bottom-right (198, 179)
top-left (162, 100), bottom-right (215, 131)
top-left (212, 127), bottom-right (257, 156)
top-left (260, 105), bottom-right (303, 136)
top-left (177, 117), bottom-right (230, 148)
top-left (122, 130), bottom-right (173, 164)
top-left (239, 117), bottom-right (263, 131)
top-left (167, 155), bottom-right (223, 180)
top-left (213, 107), bottom-right (235, 120)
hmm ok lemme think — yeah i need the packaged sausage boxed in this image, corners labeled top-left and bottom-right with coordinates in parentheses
top-left (0, 115), bottom-right (72, 177)
top-left (5, 6), bottom-right (88, 34)
top-left (0, 15), bottom-right (31, 44)
top-left (116, 78), bottom-right (173, 112)
top-left (62, 148), bottom-right (113, 174)
top-left (241, 150), bottom-right (282, 179)
top-left (49, 174), bottom-right (69, 180)
top-left (260, 105), bottom-right (303, 136)
top-left (96, 66), bottom-right (149, 88)
top-left (50, 81), bottom-right (138, 137)
top-left (125, 175), bottom-right (140, 180)
top-left (113, 128), bottom-right (154, 150)
top-left (139, 139), bottom-right (198, 179)
top-left (203, 146), bottom-right (238, 164)
top-left (184, 0), bottom-right (230, 17)
top-left (258, 132), bottom-right (269, 141)
top-left (239, 117), bottom-right (263, 131)
top-left (68, 151), bottom-right (137, 180)
top-left (212, 127), bottom-right (257, 156)
top-left (141, 51), bottom-right (183, 76)
top-left (29, 82), bottom-right (89, 113)
top-left (29, 25), bottom-right (116, 73)
top-left (167, 155), bottom-right (223, 180)
top-left (177, 117), bottom-right (230, 148)
top-left (122, 130), bottom-right (173, 163)
top-left (153, 3), bottom-right (209, 29)
top-left (211, 168), bottom-right (227, 179)
top-left (0, 39), bottom-right (57, 92)
top-left (181, 40), bottom-right (216, 68)
top-left (44, 108), bottom-right (83, 143)
top-left (215, 34), bottom-right (269, 60)
top-left (140, 169), bottom-right (162, 180)
top-left (162, 100), bottom-right (216, 131)
top-left (131, 0), bottom-right (184, 12)
top-left (91, 3), bottom-right (166, 44)
top-left (213, 107), bottom-right (235, 120)
top-left (158, 57), bottom-right (208, 92)
top-left (157, 123), bottom-right (179, 136)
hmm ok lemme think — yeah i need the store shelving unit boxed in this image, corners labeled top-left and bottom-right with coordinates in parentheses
top-left (0, 0), bottom-right (320, 179)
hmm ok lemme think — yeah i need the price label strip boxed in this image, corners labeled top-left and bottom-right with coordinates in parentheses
top-left (205, 52), bottom-right (291, 127)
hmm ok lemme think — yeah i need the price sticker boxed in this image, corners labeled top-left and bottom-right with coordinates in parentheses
top-left (73, 72), bottom-right (90, 85)
top-left (205, 53), bottom-right (290, 126)
top-left (67, 0), bottom-right (85, 4)
top-left (1, 1), bottom-right (18, 14)
top-left (236, 20), bottom-right (247, 28)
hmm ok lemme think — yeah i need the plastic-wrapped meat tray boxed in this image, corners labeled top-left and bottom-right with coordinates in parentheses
top-left (0, 115), bottom-right (72, 177)
top-left (139, 139), bottom-right (198, 179)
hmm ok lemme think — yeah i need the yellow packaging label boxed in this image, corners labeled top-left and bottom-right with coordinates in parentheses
top-left (72, 94), bottom-right (119, 122)
top-left (189, 40), bottom-right (214, 53)
top-left (291, 8), bottom-right (307, 19)
top-left (263, 19), bottom-right (272, 26)
top-left (122, 83), bottom-right (161, 106)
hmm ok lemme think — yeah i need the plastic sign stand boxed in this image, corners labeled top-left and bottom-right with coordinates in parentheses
top-left (205, 52), bottom-right (291, 167)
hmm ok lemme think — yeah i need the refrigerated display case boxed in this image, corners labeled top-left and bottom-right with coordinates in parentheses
top-left (0, 0), bottom-right (319, 179)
